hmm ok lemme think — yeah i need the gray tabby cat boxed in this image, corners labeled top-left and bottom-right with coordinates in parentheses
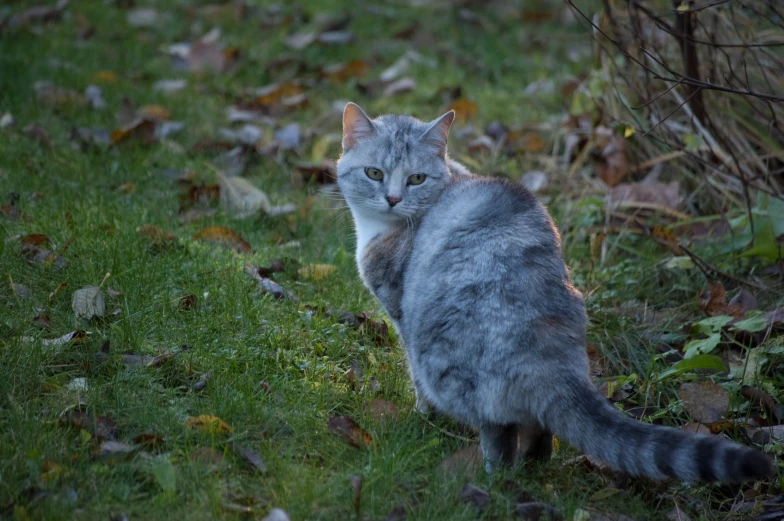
top-left (336, 102), bottom-right (775, 482)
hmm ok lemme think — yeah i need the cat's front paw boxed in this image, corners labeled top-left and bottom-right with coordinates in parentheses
top-left (415, 394), bottom-right (432, 415)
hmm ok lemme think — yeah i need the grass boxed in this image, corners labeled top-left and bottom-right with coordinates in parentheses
top-left (1, 1), bottom-right (782, 520)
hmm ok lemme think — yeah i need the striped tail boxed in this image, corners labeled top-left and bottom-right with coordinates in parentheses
top-left (543, 379), bottom-right (775, 482)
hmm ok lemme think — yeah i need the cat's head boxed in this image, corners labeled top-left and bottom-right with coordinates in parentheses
top-left (337, 102), bottom-right (455, 223)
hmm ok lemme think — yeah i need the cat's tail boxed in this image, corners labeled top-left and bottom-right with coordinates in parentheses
top-left (542, 378), bottom-right (775, 482)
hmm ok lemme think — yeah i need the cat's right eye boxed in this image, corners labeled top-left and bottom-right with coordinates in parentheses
top-left (365, 167), bottom-right (384, 181)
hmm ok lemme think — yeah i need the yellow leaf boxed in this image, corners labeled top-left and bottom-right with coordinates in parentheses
top-left (94, 71), bottom-right (118, 83)
top-left (138, 105), bottom-right (170, 121)
top-left (185, 415), bottom-right (232, 434)
top-left (448, 98), bottom-right (478, 123)
top-left (298, 264), bottom-right (336, 281)
top-left (623, 126), bottom-right (636, 138)
top-left (40, 460), bottom-right (64, 482)
top-left (676, 2), bottom-right (690, 12)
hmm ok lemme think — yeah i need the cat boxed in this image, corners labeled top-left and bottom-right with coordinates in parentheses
top-left (336, 102), bottom-right (775, 482)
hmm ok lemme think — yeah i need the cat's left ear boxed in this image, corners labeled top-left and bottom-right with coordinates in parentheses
top-left (420, 111), bottom-right (455, 157)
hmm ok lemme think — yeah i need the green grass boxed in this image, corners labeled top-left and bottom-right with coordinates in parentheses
top-left (1, 1), bottom-right (782, 520)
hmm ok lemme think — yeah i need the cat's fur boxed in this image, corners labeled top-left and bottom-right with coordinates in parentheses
top-left (336, 102), bottom-right (775, 482)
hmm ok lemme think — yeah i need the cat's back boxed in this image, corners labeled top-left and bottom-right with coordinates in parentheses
top-left (413, 175), bottom-right (559, 262)
top-left (402, 175), bottom-right (581, 337)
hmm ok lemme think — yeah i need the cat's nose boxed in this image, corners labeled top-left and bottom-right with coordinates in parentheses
top-left (386, 196), bottom-right (401, 207)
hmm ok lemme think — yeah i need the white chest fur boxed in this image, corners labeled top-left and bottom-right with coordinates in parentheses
top-left (353, 213), bottom-right (393, 264)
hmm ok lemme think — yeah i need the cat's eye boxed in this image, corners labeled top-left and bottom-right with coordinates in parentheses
top-left (408, 174), bottom-right (427, 186)
top-left (365, 167), bottom-right (384, 181)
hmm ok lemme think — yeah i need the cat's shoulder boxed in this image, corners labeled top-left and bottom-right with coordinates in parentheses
top-left (444, 174), bottom-right (539, 209)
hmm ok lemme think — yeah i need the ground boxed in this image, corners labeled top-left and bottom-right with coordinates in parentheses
top-left (1, 1), bottom-right (782, 520)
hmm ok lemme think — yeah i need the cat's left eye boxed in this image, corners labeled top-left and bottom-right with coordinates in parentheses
top-left (408, 174), bottom-right (427, 186)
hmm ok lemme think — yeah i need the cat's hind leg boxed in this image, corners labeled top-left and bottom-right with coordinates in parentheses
top-left (479, 423), bottom-right (517, 473)
top-left (518, 424), bottom-right (553, 461)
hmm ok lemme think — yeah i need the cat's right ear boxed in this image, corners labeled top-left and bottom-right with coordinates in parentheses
top-left (342, 102), bottom-right (377, 151)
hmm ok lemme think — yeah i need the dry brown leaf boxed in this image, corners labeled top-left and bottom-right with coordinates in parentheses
top-left (60, 410), bottom-right (117, 439)
top-left (8, 0), bottom-right (68, 28)
top-left (136, 224), bottom-right (175, 245)
top-left (34, 81), bottom-right (85, 108)
top-left (448, 98), bottom-right (478, 124)
top-left (321, 60), bottom-right (370, 83)
top-left (328, 416), bottom-right (373, 448)
top-left (610, 181), bottom-right (682, 210)
top-left (193, 226), bottom-right (252, 254)
top-left (185, 415), bottom-right (232, 435)
top-left (33, 313), bottom-right (51, 328)
top-left (697, 283), bottom-right (749, 317)
top-left (679, 381), bottom-right (728, 423)
top-left (596, 131), bottom-right (631, 187)
top-left (138, 104), bottom-right (170, 121)
top-left (253, 259), bottom-right (286, 277)
top-left (296, 160), bottom-right (337, 184)
top-left (350, 474), bottom-right (363, 515)
top-left (460, 483), bottom-right (490, 511)
top-left (437, 445), bottom-right (482, 478)
top-left (178, 293), bottom-right (197, 310)
top-left (365, 399), bottom-right (399, 421)
top-left (110, 118), bottom-right (156, 145)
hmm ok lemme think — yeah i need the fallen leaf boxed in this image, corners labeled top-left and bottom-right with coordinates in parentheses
top-left (350, 475), bottom-right (363, 515)
top-left (229, 443), bottom-right (267, 473)
top-left (218, 124), bottom-right (262, 146)
top-left (190, 447), bottom-right (225, 469)
top-left (262, 509), bottom-right (290, 521)
top-left (185, 415), bottom-right (232, 435)
top-left (284, 31), bottom-right (318, 50)
top-left (60, 410), bottom-right (117, 439)
top-left (187, 40), bottom-right (230, 73)
top-left (134, 433), bottom-right (164, 449)
top-left (11, 281), bottom-right (31, 300)
top-left (297, 264), bottom-right (336, 281)
top-left (365, 399), bottom-right (399, 421)
top-left (321, 60), bottom-right (370, 83)
top-left (448, 98), bottom-right (478, 124)
top-left (7, 0), bottom-right (68, 28)
top-left (252, 259), bottom-right (286, 277)
top-left (99, 441), bottom-right (137, 456)
top-left (296, 160), bottom-right (337, 184)
top-left (126, 7), bottom-right (158, 27)
top-left (192, 372), bottom-right (212, 392)
top-left (34, 81), bottom-right (85, 108)
top-left (23, 125), bottom-right (53, 151)
top-left (437, 445), bottom-right (482, 478)
top-left (243, 263), bottom-right (297, 301)
top-left (218, 175), bottom-right (272, 218)
top-left (153, 79), bottom-right (187, 93)
top-left (383, 77), bottom-right (417, 97)
top-left (274, 123), bottom-right (300, 150)
top-left (681, 422), bottom-right (712, 435)
top-left (595, 128), bottom-right (631, 186)
top-left (138, 104), bottom-right (170, 122)
top-left (328, 416), bottom-right (373, 448)
top-left (85, 85), bottom-right (106, 109)
top-left (110, 118), bottom-right (156, 145)
top-left (137, 224), bottom-right (175, 246)
top-left (741, 386), bottom-right (782, 422)
top-left (460, 483), bottom-right (490, 511)
top-left (72, 286), bottom-right (105, 319)
top-left (516, 502), bottom-right (563, 521)
top-left (33, 313), bottom-right (51, 328)
top-left (609, 181), bottom-right (682, 210)
top-left (193, 226), bottom-right (252, 254)
top-left (679, 381), bottom-right (728, 423)
top-left (21, 330), bottom-right (89, 351)
top-left (178, 294), bottom-right (197, 310)
top-left (318, 31), bottom-right (352, 45)
top-left (386, 505), bottom-right (407, 521)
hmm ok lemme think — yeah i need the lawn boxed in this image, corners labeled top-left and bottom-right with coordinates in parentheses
top-left (1, 1), bottom-right (782, 520)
